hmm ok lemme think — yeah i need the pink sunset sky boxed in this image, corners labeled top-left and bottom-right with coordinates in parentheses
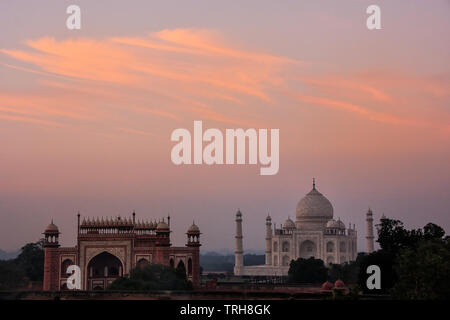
top-left (0, 0), bottom-right (449, 252)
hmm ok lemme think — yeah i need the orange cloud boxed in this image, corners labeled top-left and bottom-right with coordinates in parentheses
top-left (295, 94), bottom-right (426, 126)
top-left (0, 111), bottom-right (62, 127)
top-left (0, 28), bottom-right (448, 135)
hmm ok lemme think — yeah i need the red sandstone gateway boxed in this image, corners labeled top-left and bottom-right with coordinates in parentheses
top-left (42, 213), bottom-right (201, 290)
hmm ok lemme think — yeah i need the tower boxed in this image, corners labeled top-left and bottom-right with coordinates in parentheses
top-left (366, 208), bottom-right (375, 253)
top-left (155, 220), bottom-right (171, 265)
top-left (265, 214), bottom-right (272, 265)
top-left (186, 222), bottom-right (201, 287)
top-left (234, 210), bottom-right (244, 275)
top-left (43, 220), bottom-right (60, 291)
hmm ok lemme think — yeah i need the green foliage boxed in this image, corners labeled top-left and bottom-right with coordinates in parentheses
top-left (0, 260), bottom-right (25, 290)
top-left (328, 261), bottom-right (359, 284)
top-left (376, 218), bottom-right (422, 255)
top-left (423, 223), bottom-right (445, 241)
top-left (0, 239), bottom-right (44, 289)
top-left (359, 218), bottom-right (449, 299)
top-left (288, 257), bottom-right (327, 284)
top-left (109, 264), bottom-right (192, 291)
top-left (14, 239), bottom-right (44, 281)
top-left (393, 239), bottom-right (450, 299)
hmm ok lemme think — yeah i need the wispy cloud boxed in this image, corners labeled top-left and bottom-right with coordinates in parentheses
top-left (0, 28), bottom-right (448, 135)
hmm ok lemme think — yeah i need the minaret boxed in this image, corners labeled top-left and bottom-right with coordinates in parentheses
top-left (366, 208), bottom-right (375, 253)
top-left (234, 210), bottom-right (244, 275)
top-left (186, 221), bottom-right (201, 288)
top-left (43, 220), bottom-right (60, 291)
top-left (265, 214), bottom-right (272, 265)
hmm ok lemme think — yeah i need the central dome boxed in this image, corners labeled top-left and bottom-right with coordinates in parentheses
top-left (296, 181), bottom-right (333, 221)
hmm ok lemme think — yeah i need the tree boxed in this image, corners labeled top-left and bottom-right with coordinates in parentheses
top-left (393, 239), bottom-right (450, 299)
top-left (328, 261), bottom-right (359, 284)
top-left (359, 218), bottom-right (449, 297)
top-left (0, 260), bottom-right (25, 290)
top-left (423, 223), bottom-right (445, 241)
top-left (109, 264), bottom-right (192, 291)
top-left (288, 257), bottom-right (327, 284)
top-left (14, 239), bottom-right (44, 281)
top-left (376, 218), bottom-right (422, 255)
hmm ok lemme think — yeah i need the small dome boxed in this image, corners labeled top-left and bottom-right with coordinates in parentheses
top-left (336, 219), bottom-right (345, 229)
top-left (187, 222), bottom-right (200, 233)
top-left (326, 219), bottom-right (339, 228)
top-left (321, 281), bottom-right (333, 290)
top-left (326, 219), bottom-right (345, 229)
top-left (283, 218), bottom-right (296, 230)
top-left (236, 209), bottom-right (242, 217)
top-left (334, 279), bottom-right (345, 288)
top-left (45, 221), bottom-right (59, 233)
top-left (156, 221), bottom-right (169, 230)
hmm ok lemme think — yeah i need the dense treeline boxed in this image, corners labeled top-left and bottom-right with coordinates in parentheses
top-left (288, 218), bottom-right (449, 299)
top-left (109, 264), bottom-right (192, 290)
top-left (360, 218), bottom-right (449, 299)
top-left (0, 240), bottom-right (44, 290)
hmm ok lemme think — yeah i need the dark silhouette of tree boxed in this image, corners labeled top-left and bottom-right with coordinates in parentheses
top-left (0, 239), bottom-right (44, 289)
top-left (328, 260), bottom-right (360, 284)
top-left (358, 218), bottom-right (448, 298)
top-left (0, 260), bottom-right (25, 290)
top-left (288, 257), bottom-right (327, 284)
top-left (109, 264), bottom-right (192, 291)
top-left (376, 218), bottom-right (422, 255)
top-left (393, 238), bottom-right (450, 299)
top-left (14, 239), bottom-right (44, 281)
top-left (423, 223), bottom-right (445, 241)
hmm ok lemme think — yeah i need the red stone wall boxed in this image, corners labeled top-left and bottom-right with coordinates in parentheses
top-left (43, 248), bottom-right (60, 291)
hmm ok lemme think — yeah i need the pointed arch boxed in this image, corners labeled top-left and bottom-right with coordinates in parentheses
top-left (61, 259), bottom-right (74, 277)
top-left (176, 260), bottom-right (186, 276)
top-left (187, 258), bottom-right (193, 276)
top-left (87, 251), bottom-right (123, 280)
top-left (299, 240), bottom-right (317, 259)
top-left (137, 258), bottom-right (150, 269)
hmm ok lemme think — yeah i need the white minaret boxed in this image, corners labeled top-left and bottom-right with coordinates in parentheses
top-left (265, 214), bottom-right (272, 265)
top-left (366, 208), bottom-right (375, 253)
top-left (234, 209), bottom-right (244, 275)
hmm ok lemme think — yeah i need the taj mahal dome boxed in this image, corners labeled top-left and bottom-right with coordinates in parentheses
top-left (234, 179), bottom-right (362, 276)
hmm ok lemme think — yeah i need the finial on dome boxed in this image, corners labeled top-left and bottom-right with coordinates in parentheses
top-left (313, 177), bottom-right (316, 190)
